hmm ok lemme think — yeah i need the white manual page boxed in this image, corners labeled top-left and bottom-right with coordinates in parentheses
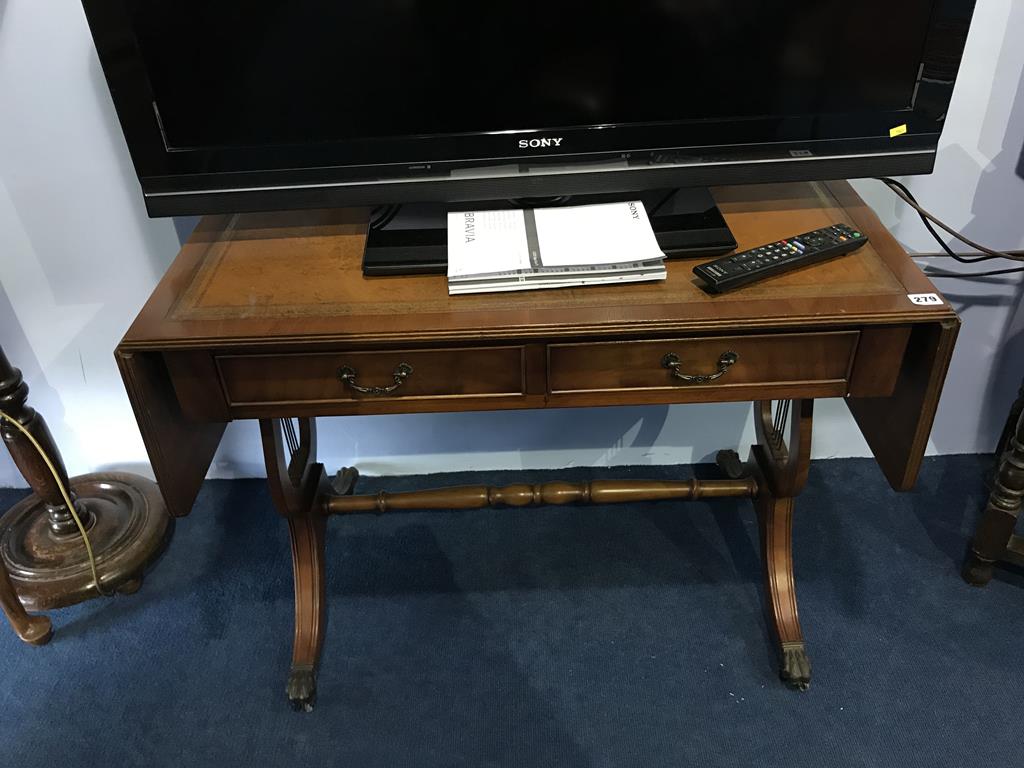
top-left (531, 201), bottom-right (664, 266)
top-left (446, 209), bottom-right (531, 278)
top-left (447, 201), bottom-right (665, 279)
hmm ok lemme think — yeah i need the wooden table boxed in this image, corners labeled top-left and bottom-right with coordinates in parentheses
top-left (116, 181), bottom-right (959, 710)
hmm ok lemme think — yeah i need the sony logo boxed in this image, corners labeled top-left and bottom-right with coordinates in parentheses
top-left (518, 137), bottom-right (564, 149)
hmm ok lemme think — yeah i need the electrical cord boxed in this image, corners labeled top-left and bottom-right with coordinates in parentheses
top-left (878, 177), bottom-right (1023, 262)
top-left (925, 266), bottom-right (1024, 279)
top-left (878, 178), bottom-right (994, 263)
top-left (646, 189), bottom-right (678, 218)
top-left (369, 204), bottom-right (401, 231)
top-left (877, 177), bottom-right (1024, 278)
top-left (0, 410), bottom-right (111, 597)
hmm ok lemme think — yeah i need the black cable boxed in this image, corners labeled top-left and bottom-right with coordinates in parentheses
top-left (646, 190), bottom-right (678, 218)
top-left (877, 178), bottom-right (996, 264)
top-left (878, 177), bottom-right (1023, 263)
top-left (925, 266), bottom-right (1024, 278)
top-left (881, 177), bottom-right (969, 261)
top-left (507, 195), bottom-right (573, 207)
top-left (878, 177), bottom-right (1024, 279)
top-left (369, 204), bottom-right (401, 231)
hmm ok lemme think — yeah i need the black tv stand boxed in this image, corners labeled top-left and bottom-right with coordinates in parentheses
top-left (361, 188), bottom-right (736, 276)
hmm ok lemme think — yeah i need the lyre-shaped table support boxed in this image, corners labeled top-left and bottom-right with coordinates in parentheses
top-left (262, 399), bottom-right (817, 710)
top-left (260, 417), bottom-right (334, 712)
top-left (750, 398), bottom-right (815, 690)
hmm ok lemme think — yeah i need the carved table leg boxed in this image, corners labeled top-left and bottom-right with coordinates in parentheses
top-left (757, 492), bottom-right (810, 689)
top-left (995, 380), bottom-right (1024, 459)
top-left (750, 399), bottom-right (814, 690)
top-left (963, 405), bottom-right (1024, 586)
top-left (260, 417), bottom-right (328, 712)
top-left (286, 505), bottom-right (326, 711)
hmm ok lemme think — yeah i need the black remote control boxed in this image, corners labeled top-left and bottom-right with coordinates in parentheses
top-left (693, 223), bottom-right (869, 293)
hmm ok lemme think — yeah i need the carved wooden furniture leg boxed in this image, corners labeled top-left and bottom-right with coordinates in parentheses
top-left (0, 558), bottom-right (51, 645)
top-left (995, 380), bottom-right (1024, 459)
top-left (259, 417), bottom-right (329, 712)
top-left (286, 505), bottom-right (326, 712)
top-left (0, 346), bottom-right (171, 615)
top-left (963, 404), bottom-right (1024, 586)
top-left (750, 399), bottom-right (814, 690)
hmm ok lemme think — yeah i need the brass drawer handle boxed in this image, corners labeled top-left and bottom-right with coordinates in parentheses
top-left (661, 351), bottom-right (738, 384)
top-left (338, 362), bottom-right (414, 396)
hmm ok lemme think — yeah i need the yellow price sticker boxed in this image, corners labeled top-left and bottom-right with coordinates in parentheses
top-left (889, 124), bottom-right (908, 138)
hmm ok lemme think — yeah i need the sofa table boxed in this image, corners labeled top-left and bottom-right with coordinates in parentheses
top-left (116, 181), bottom-right (959, 710)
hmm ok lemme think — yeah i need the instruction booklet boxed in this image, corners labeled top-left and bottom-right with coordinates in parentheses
top-left (446, 201), bottom-right (667, 294)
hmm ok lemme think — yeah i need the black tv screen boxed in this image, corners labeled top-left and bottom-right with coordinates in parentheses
top-left (82, 0), bottom-right (979, 215)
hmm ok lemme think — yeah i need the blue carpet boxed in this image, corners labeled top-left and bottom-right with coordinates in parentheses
top-left (1, 455), bottom-right (1023, 767)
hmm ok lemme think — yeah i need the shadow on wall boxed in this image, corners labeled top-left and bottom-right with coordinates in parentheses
top-left (942, 18), bottom-right (1024, 451)
top-left (1019, 116), bottom-right (1024, 180)
top-left (929, 3), bottom-right (1024, 454)
top-left (982, 281), bottom-right (1024, 444)
top-left (204, 401), bottom-right (756, 478)
top-left (86, 52), bottom-right (179, 282)
top-left (1018, 144), bottom-right (1024, 181)
top-left (317, 401), bottom-right (754, 475)
top-left (0, 287), bottom-right (84, 488)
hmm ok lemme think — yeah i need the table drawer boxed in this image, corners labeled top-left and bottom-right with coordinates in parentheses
top-left (548, 332), bottom-right (859, 395)
top-left (216, 346), bottom-right (527, 406)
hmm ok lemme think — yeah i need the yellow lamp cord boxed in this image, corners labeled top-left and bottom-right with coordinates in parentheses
top-left (0, 409), bottom-right (110, 597)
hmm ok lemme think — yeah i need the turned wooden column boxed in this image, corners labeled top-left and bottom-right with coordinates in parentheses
top-left (0, 349), bottom-right (94, 538)
top-left (0, 349), bottom-right (54, 643)
top-left (995, 381), bottom-right (1024, 459)
top-left (0, 344), bottom-right (172, 619)
top-left (963, 387), bottom-right (1024, 586)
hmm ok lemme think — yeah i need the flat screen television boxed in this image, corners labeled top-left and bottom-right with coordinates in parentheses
top-left (82, 0), bottom-right (978, 270)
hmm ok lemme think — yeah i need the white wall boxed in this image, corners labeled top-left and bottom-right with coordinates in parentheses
top-left (1, 0), bottom-right (1023, 487)
top-left (852, 0), bottom-right (1024, 455)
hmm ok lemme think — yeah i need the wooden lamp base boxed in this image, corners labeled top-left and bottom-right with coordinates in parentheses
top-left (0, 345), bottom-right (174, 640)
top-left (0, 472), bottom-right (171, 611)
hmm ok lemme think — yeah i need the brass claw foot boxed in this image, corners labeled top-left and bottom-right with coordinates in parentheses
top-left (716, 449), bottom-right (746, 480)
top-left (287, 665), bottom-right (317, 712)
top-left (780, 643), bottom-right (812, 691)
top-left (331, 467), bottom-right (360, 496)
